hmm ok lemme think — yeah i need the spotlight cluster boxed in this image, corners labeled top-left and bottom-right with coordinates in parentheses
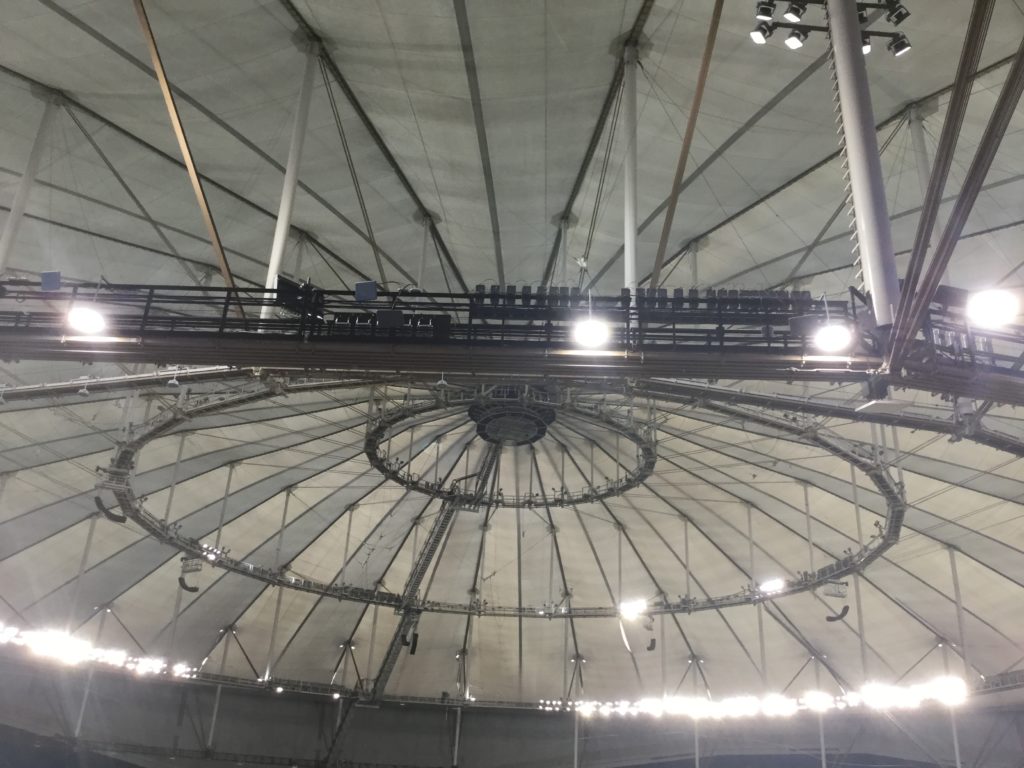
top-left (750, 1), bottom-right (911, 57)
top-left (552, 676), bottom-right (967, 720)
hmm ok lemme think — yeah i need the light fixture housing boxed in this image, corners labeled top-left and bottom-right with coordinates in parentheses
top-left (573, 317), bottom-right (610, 348)
top-left (67, 305), bottom-right (106, 336)
top-left (887, 33), bottom-right (911, 56)
top-left (784, 28), bottom-right (808, 50)
top-left (783, 1), bottom-right (807, 22)
top-left (755, 1), bottom-right (776, 21)
top-left (966, 289), bottom-right (1020, 328)
top-left (885, 2), bottom-right (911, 26)
top-left (861, 33), bottom-right (872, 54)
top-left (750, 21), bottom-right (774, 44)
top-left (813, 323), bottom-right (854, 353)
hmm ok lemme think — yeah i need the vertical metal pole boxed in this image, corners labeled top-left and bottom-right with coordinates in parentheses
top-left (826, 0), bottom-right (901, 327)
top-left (941, 645), bottom-right (964, 768)
top-left (623, 45), bottom-right (639, 297)
top-left (573, 709), bottom-right (580, 768)
top-left (74, 609), bottom-right (108, 738)
top-left (850, 464), bottom-right (869, 680)
top-left (802, 482), bottom-right (815, 571)
top-left (67, 513), bottom-right (98, 630)
top-left (168, 576), bottom-right (184, 659)
top-left (818, 713), bottom-right (827, 768)
top-left (908, 107), bottom-right (935, 201)
top-left (747, 505), bottom-right (767, 687)
top-left (206, 633), bottom-right (231, 750)
top-left (560, 217), bottom-right (570, 286)
top-left (948, 547), bottom-right (971, 679)
top-left (452, 706), bottom-right (462, 768)
top-left (0, 99), bottom-right (55, 274)
top-left (263, 49), bottom-right (317, 320)
top-left (417, 215), bottom-right (430, 289)
top-left (264, 488), bottom-right (291, 681)
top-left (693, 719), bottom-right (700, 768)
top-left (684, 519), bottom-right (691, 602)
top-left (163, 433), bottom-right (187, 523)
top-left (213, 463), bottom-right (236, 550)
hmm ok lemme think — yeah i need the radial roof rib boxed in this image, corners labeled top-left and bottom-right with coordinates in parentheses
top-left (582, 1), bottom-right (1024, 293)
top-left (0, 63), bottom-right (371, 285)
top-left (15, 1), bottom-right (433, 287)
top-left (280, 0), bottom-right (467, 291)
top-left (642, 50), bottom-right (1021, 289)
top-left (540, 0), bottom-right (655, 286)
top-left (452, 0), bottom-right (504, 285)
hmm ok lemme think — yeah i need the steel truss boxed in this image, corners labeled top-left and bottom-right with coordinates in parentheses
top-left (95, 374), bottom-right (906, 620)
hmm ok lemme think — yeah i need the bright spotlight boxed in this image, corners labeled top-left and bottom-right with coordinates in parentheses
top-left (67, 306), bottom-right (106, 336)
top-left (573, 318), bottom-right (610, 348)
top-left (759, 578), bottom-right (786, 594)
top-left (784, 29), bottom-right (808, 50)
top-left (966, 289), bottom-right (1019, 328)
top-left (619, 598), bottom-right (648, 622)
top-left (783, 1), bottom-right (807, 22)
top-left (813, 324), bottom-right (854, 353)
top-left (887, 33), bottom-right (911, 57)
top-left (274, 685), bottom-right (284, 693)
top-left (861, 34), bottom-right (872, 54)
top-left (755, 1), bottom-right (776, 21)
top-left (750, 21), bottom-right (773, 44)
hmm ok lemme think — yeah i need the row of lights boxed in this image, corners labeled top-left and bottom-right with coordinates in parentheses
top-left (0, 623), bottom-right (192, 678)
top-left (0, 623), bottom-right (969, 716)
top-left (617, 579), bottom-right (787, 624)
top-left (61, 289), bottom-right (1023, 352)
top-left (563, 675), bottom-right (967, 720)
top-left (751, 1), bottom-right (911, 56)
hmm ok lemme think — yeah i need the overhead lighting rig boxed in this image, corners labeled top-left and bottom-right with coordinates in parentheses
top-left (749, 0), bottom-right (911, 56)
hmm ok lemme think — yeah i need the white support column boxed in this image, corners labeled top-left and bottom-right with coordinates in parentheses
top-left (623, 45), bottom-right (639, 297)
top-left (0, 99), bottom-right (56, 274)
top-left (417, 215), bottom-right (430, 289)
top-left (908, 106), bottom-right (934, 201)
top-left (263, 49), bottom-right (317, 320)
top-left (826, 0), bottom-right (901, 327)
top-left (560, 217), bottom-right (570, 286)
top-left (948, 547), bottom-right (971, 680)
top-left (452, 706), bottom-right (463, 768)
top-left (264, 488), bottom-right (292, 681)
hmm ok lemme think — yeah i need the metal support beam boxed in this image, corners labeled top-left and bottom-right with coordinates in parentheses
top-left (540, 0), bottom-right (655, 287)
top-left (452, 706), bottom-right (463, 768)
top-left (560, 217), bottom-right (570, 287)
top-left (825, 0), bottom-right (900, 327)
top-left (948, 547), bottom-right (971, 680)
top-left (889, 0), bottom-right (995, 365)
top-left (892, 31), bottom-right (1024, 369)
top-left (892, 34), bottom-right (1024, 370)
top-left (263, 50), bottom-right (316, 320)
top-left (132, 0), bottom-right (238, 293)
top-left (623, 45), bottom-right (638, 296)
top-left (908, 107), bottom-right (934, 202)
top-left (648, 0), bottom-right (724, 290)
top-left (0, 98), bottom-right (55, 274)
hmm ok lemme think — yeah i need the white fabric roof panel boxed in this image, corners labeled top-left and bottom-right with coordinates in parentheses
top-left (0, 0), bottom-right (1023, 733)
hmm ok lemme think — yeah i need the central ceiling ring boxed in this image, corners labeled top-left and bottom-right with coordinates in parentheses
top-left (364, 384), bottom-right (658, 508)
